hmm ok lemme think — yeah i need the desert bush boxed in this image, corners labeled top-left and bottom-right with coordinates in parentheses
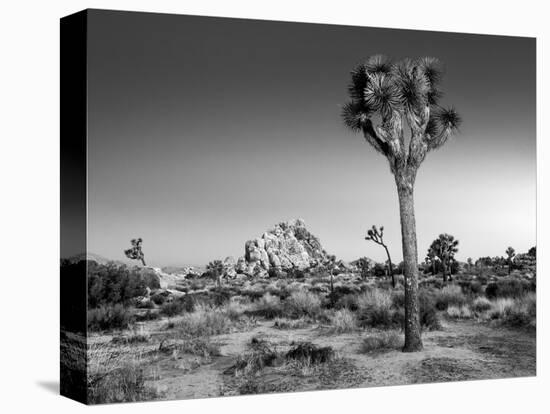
top-left (285, 342), bottom-right (334, 364)
top-left (490, 293), bottom-right (536, 329)
top-left (335, 293), bottom-right (360, 311)
top-left (160, 295), bottom-right (196, 317)
top-left (87, 262), bottom-right (154, 308)
top-left (232, 338), bottom-right (280, 376)
top-left (248, 293), bottom-right (284, 319)
top-left (151, 292), bottom-right (168, 306)
top-left (177, 337), bottom-right (221, 358)
top-left (285, 290), bottom-right (322, 319)
top-left (446, 305), bottom-right (473, 319)
top-left (272, 317), bottom-right (310, 330)
top-left (328, 309), bottom-right (358, 333)
top-left (433, 285), bottom-right (467, 310)
top-left (88, 304), bottom-right (133, 332)
top-left (471, 296), bottom-right (492, 313)
top-left (485, 279), bottom-right (533, 299)
top-left (488, 298), bottom-right (515, 319)
top-left (176, 304), bottom-right (232, 337)
top-left (359, 331), bottom-right (402, 353)
top-left (418, 291), bottom-right (442, 330)
top-left (88, 363), bottom-right (156, 404)
top-left (459, 281), bottom-right (483, 295)
top-left (356, 288), bottom-right (396, 329)
top-left (135, 309), bottom-right (159, 322)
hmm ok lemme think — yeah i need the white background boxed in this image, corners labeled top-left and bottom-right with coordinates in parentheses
top-left (0, 0), bottom-right (547, 412)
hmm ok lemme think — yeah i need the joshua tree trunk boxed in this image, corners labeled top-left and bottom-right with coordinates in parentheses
top-left (141, 258), bottom-right (147, 266)
top-left (442, 260), bottom-right (448, 282)
top-left (396, 175), bottom-right (423, 352)
top-left (383, 246), bottom-right (396, 288)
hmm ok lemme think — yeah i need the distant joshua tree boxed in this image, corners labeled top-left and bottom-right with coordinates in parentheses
top-left (365, 225), bottom-right (395, 288)
top-left (428, 234), bottom-right (459, 282)
top-left (467, 257), bottom-right (473, 272)
top-left (206, 260), bottom-right (224, 287)
top-left (425, 249), bottom-right (438, 275)
top-left (124, 238), bottom-right (146, 266)
top-left (506, 247), bottom-right (516, 275)
top-left (324, 254), bottom-right (338, 302)
top-left (342, 55), bottom-right (461, 351)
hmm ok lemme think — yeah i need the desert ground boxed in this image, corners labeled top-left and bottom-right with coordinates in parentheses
top-left (61, 259), bottom-right (536, 404)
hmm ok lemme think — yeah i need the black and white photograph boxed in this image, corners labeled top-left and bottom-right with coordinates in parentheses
top-left (3, 1), bottom-right (548, 413)
top-left (59, 9), bottom-right (537, 404)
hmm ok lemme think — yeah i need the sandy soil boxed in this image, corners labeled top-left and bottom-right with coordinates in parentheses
top-left (140, 318), bottom-right (535, 400)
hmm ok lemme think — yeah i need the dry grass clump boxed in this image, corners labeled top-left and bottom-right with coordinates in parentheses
top-left (175, 304), bottom-right (232, 337)
top-left (285, 341), bottom-right (335, 364)
top-left (87, 343), bottom-right (157, 404)
top-left (433, 284), bottom-right (467, 310)
top-left (285, 290), bottom-right (322, 319)
top-left (359, 331), bottom-right (402, 353)
top-left (471, 296), bottom-right (492, 313)
top-left (249, 292), bottom-right (284, 319)
top-left (327, 309), bottom-right (358, 333)
top-left (177, 337), bottom-right (221, 358)
top-left (488, 298), bottom-right (515, 319)
top-left (272, 317), bottom-right (311, 330)
top-left (446, 305), bottom-right (473, 319)
top-left (356, 288), bottom-right (397, 329)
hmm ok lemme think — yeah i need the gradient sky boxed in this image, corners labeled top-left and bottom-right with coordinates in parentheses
top-left (85, 9), bottom-right (536, 266)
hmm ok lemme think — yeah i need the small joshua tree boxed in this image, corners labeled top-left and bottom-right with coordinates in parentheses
top-left (324, 254), bottom-right (337, 303)
top-left (505, 247), bottom-right (516, 275)
top-left (124, 238), bottom-right (146, 266)
top-left (467, 257), bottom-right (473, 272)
top-left (425, 250), bottom-right (438, 275)
top-left (365, 225), bottom-right (395, 288)
top-left (207, 260), bottom-right (224, 287)
top-left (428, 234), bottom-right (459, 282)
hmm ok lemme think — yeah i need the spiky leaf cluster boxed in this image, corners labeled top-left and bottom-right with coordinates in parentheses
top-left (342, 55), bottom-right (461, 170)
top-left (124, 238), bottom-right (145, 262)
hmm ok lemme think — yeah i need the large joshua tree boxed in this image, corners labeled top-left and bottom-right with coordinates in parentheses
top-left (342, 55), bottom-right (461, 352)
top-left (429, 233), bottom-right (459, 282)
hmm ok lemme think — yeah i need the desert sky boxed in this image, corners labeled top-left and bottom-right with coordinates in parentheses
top-left (83, 10), bottom-right (536, 266)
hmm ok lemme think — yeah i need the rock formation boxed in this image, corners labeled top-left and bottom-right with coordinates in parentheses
top-left (239, 219), bottom-right (327, 277)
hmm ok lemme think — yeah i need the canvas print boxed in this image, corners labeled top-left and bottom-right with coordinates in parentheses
top-left (60, 9), bottom-right (536, 405)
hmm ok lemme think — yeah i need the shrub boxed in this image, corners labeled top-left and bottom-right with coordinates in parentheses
top-left (502, 294), bottom-right (537, 328)
top-left (88, 305), bottom-right (133, 331)
top-left (151, 292), bottom-right (168, 306)
top-left (359, 331), bottom-right (402, 353)
top-left (86, 262), bottom-right (153, 308)
top-left (446, 305), bottom-right (473, 319)
top-left (488, 298), bottom-right (515, 319)
top-left (176, 305), bottom-right (231, 337)
top-left (434, 285), bottom-right (467, 310)
top-left (177, 337), bottom-right (221, 358)
top-left (88, 363), bottom-right (156, 404)
top-left (285, 342), bottom-right (334, 364)
top-left (328, 309), bottom-right (357, 333)
top-left (485, 279), bottom-right (533, 299)
top-left (335, 293), bottom-right (360, 311)
top-left (272, 317), bottom-right (310, 330)
top-left (471, 296), bottom-right (492, 313)
top-left (249, 293), bottom-right (284, 319)
top-left (160, 295), bottom-right (196, 317)
top-left (356, 289), bottom-right (396, 329)
top-left (285, 290), bottom-right (322, 319)
top-left (418, 291), bottom-right (441, 330)
top-left (233, 338), bottom-right (279, 376)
